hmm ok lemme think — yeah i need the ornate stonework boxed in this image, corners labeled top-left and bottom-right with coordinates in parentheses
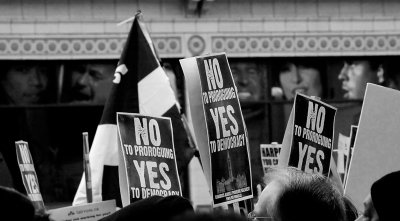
top-left (0, 35), bottom-right (183, 59)
top-left (211, 33), bottom-right (400, 57)
top-left (1, 32), bottom-right (400, 59)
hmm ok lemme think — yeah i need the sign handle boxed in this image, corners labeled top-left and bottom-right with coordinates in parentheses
top-left (82, 132), bottom-right (93, 203)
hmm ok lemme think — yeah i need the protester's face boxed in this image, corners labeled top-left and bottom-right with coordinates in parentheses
top-left (252, 180), bottom-right (284, 220)
top-left (231, 62), bottom-right (262, 101)
top-left (2, 65), bottom-right (48, 105)
top-left (362, 194), bottom-right (379, 221)
top-left (70, 63), bottom-right (114, 103)
top-left (338, 61), bottom-right (380, 99)
top-left (279, 63), bottom-right (322, 100)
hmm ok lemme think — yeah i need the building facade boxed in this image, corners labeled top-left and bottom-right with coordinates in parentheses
top-left (1, 0), bottom-right (400, 59)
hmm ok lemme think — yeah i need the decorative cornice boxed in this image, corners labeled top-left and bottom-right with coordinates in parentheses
top-left (1, 32), bottom-right (400, 59)
top-left (210, 33), bottom-right (400, 57)
top-left (0, 35), bottom-right (182, 59)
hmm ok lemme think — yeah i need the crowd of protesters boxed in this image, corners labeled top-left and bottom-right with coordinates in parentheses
top-left (1, 167), bottom-right (398, 220)
top-left (1, 56), bottom-right (399, 221)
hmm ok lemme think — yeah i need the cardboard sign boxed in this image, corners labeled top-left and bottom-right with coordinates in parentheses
top-left (180, 53), bottom-right (253, 207)
top-left (286, 94), bottom-right (337, 176)
top-left (48, 200), bottom-right (116, 221)
top-left (333, 133), bottom-right (350, 182)
top-left (260, 143), bottom-right (282, 174)
top-left (343, 125), bottom-right (357, 188)
top-left (117, 113), bottom-right (181, 207)
top-left (15, 140), bottom-right (46, 212)
top-left (345, 84), bottom-right (400, 210)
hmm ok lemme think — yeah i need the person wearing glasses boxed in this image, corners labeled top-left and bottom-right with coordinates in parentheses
top-left (248, 167), bottom-right (346, 221)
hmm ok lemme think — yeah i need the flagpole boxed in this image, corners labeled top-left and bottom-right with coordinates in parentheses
top-left (82, 132), bottom-right (93, 203)
top-left (116, 10), bottom-right (142, 26)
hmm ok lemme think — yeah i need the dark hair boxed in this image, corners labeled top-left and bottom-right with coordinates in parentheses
top-left (381, 57), bottom-right (400, 89)
top-left (171, 210), bottom-right (247, 221)
top-left (34, 212), bottom-right (52, 221)
top-left (264, 167), bottom-right (346, 221)
top-left (370, 170), bottom-right (400, 221)
top-left (0, 186), bottom-right (35, 221)
top-left (343, 56), bottom-right (382, 72)
top-left (343, 196), bottom-right (358, 221)
top-left (100, 195), bottom-right (194, 221)
top-left (0, 60), bottom-right (57, 104)
top-left (272, 57), bottom-right (327, 98)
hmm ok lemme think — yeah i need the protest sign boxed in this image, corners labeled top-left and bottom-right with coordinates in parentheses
top-left (180, 52), bottom-right (253, 207)
top-left (117, 113), bottom-right (181, 207)
top-left (15, 140), bottom-right (45, 212)
top-left (48, 200), bottom-right (116, 221)
top-left (188, 156), bottom-right (213, 212)
top-left (285, 94), bottom-right (336, 176)
top-left (345, 84), bottom-right (400, 210)
top-left (333, 133), bottom-right (350, 182)
top-left (343, 125), bottom-right (357, 188)
top-left (260, 143), bottom-right (281, 174)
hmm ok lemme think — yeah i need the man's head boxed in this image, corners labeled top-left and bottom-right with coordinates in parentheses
top-left (0, 186), bottom-right (35, 221)
top-left (230, 61), bottom-right (262, 101)
top-left (100, 195), bottom-right (194, 221)
top-left (252, 167), bottom-right (346, 221)
top-left (362, 170), bottom-right (400, 221)
top-left (278, 61), bottom-right (323, 100)
top-left (66, 61), bottom-right (115, 103)
top-left (338, 58), bottom-right (382, 99)
top-left (1, 63), bottom-right (49, 105)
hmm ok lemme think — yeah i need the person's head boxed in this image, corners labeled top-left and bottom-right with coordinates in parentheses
top-left (380, 59), bottom-right (400, 90)
top-left (343, 196), bottom-right (359, 221)
top-left (251, 167), bottom-right (346, 221)
top-left (230, 61), bottom-right (263, 101)
top-left (362, 170), bottom-right (400, 221)
top-left (65, 61), bottom-right (115, 103)
top-left (278, 59), bottom-right (323, 100)
top-left (338, 58), bottom-right (383, 99)
top-left (172, 211), bottom-right (247, 221)
top-left (100, 195), bottom-right (194, 221)
top-left (0, 186), bottom-right (35, 221)
top-left (1, 62), bottom-right (49, 105)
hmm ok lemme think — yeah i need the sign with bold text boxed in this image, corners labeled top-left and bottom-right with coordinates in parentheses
top-left (15, 141), bottom-right (46, 212)
top-left (260, 143), bottom-right (281, 174)
top-left (288, 94), bottom-right (337, 176)
top-left (180, 53), bottom-right (253, 207)
top-left (117, 113), bottom-right (181, 207)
